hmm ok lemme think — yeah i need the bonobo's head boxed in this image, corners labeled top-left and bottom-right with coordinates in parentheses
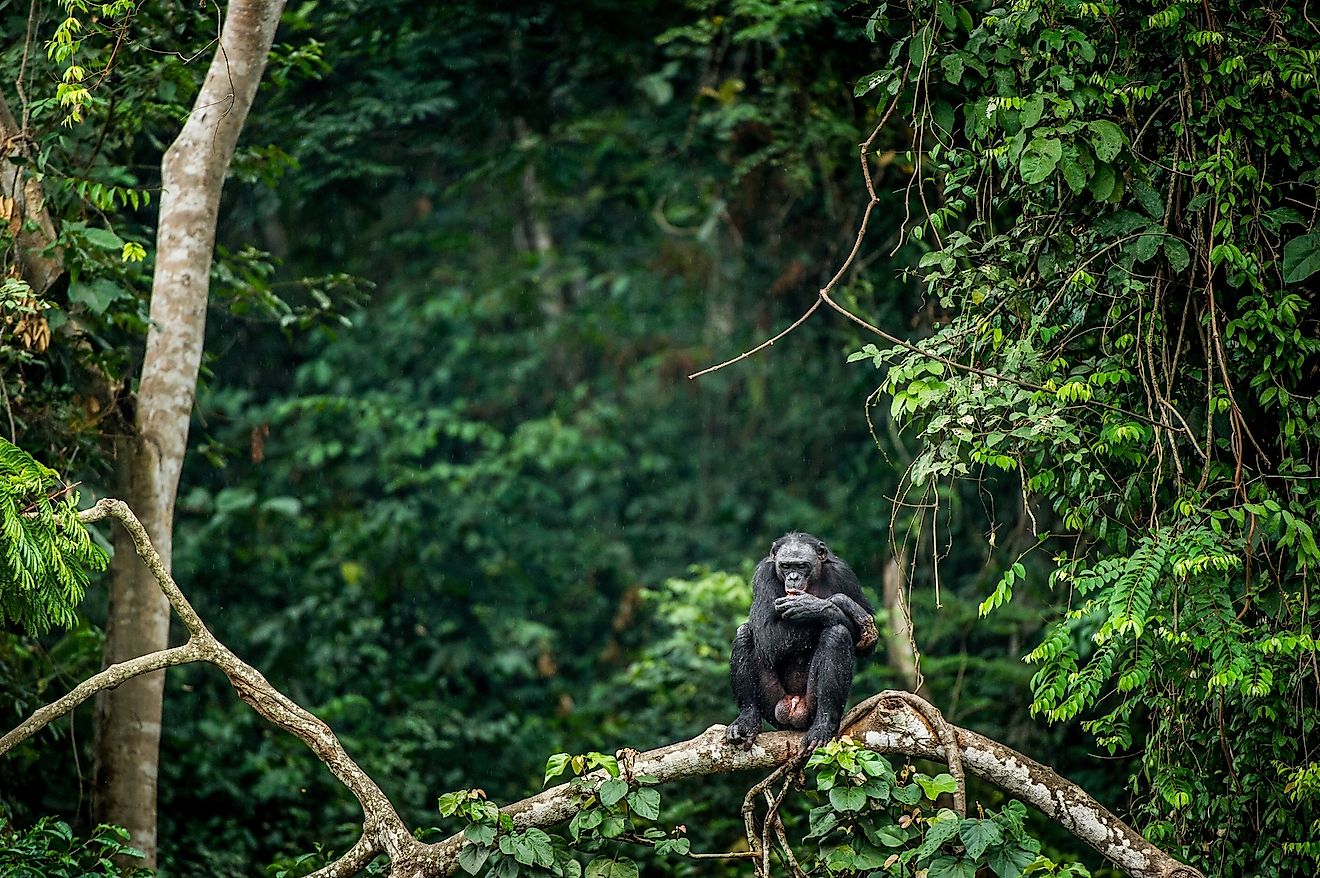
top-left (771, 533), bottom-right (829, 595)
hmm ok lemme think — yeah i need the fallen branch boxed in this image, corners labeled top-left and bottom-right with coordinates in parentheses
top-left (4, 499), bottom-right (1203, 878)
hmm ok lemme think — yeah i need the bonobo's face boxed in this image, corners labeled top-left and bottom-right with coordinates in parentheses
top-left (773, 536), bottom-right (826, 595)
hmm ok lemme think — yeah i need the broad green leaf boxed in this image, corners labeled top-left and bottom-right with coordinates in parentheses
top-left (1088, 163), bottom-right (1116, 200)
top-left (928, 856), bottom-right (977, 878)
top-left (79, 226), bottom-right (125, 249)
top-left (1019, 137), bottom-right (1062, 184)
top-left (864, 823), bottom-right (910, 847)
top-left (1282, 231), bottom-right (1320, 284)
top-left (67, 278), bottom-right (128, 315)
top-left (626, 787), bottom-right (660, 821)
top-left (584, 857), bottom-right (638, 878)
top-left (1164, 238), bottom-right (1191, 273)
top-left (942, 53), bottom-right (965, 84)
top-left (655, 838), bottom-right (690, 856)
top-left (458, 842), bottom-right (492, 875)
top-left (917, 774), bottom-right (961, 798)
top-left (464, 823), bottom-right (496, 846)
top-left (829, 784), bottom-right (868, 812)
top-left (598, 778), bottom-right (628, 807)
top-left (1020, 94), bottom-right (1045, 129)
top-left (1087, 120), bottom-right (1125, 162)
top-left (988, 842), bottom-right (1040, 877)
top-left (1129, 233), bottom-right (1162, 263)
top-left (910, 26), bottom-right (933, 66)
top-left (893, 783), bottom-right (923, 805)
top-left (544, 754), bottom-right (571, 785)
top-left (959, 818), bottom-right (1004, 859)
top-left (914, 812), bottom-right (961, 860)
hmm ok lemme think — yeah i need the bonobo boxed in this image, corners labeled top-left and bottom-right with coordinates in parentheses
top-left (725, 532), bottom-right (878, 751)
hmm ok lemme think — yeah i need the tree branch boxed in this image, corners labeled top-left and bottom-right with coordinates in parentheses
top-left (0, 643), bottom-right (201, 756)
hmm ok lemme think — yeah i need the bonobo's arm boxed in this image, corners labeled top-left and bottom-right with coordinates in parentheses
top-left (774, 556), bottom-right (878, 655)
top-left (827, 593), bottom-right (878, 654)
top-left (775, 593), bottom-right (877, 653)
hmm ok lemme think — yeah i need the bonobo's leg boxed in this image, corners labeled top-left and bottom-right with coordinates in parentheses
top-left (726, 624), bottom-right (782, 748)
top-left (801, 624), bottom-right (856, 751)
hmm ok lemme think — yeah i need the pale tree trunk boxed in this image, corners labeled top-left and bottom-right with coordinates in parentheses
top-left (882, 551), bottom-right (929, 699)
top-left (93, 1), bottom-right (286, 865)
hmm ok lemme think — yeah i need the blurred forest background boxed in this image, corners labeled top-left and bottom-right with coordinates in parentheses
top-left (2, 1), bottom-right (1317, 877)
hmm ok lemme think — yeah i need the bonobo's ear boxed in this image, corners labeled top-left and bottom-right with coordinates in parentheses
top-left (771, 538), bottom-right (784, 557)
top-left (815, 541), bottom-right (829, 559)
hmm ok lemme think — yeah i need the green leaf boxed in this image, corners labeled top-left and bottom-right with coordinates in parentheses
top-left (626, 787), bottom-right (661, 821)
top-left (910, 26), bottom-right (933, 66)
top-left (1019, 94), bottom-right (1045, 129)
top-left (987, 842), bottom-right (1040, 878)
top-left (458, 842), bottom-right (492, 875)
top-left (67, 278), bottom-right (128, 315)
top-left (1087, 120), bottom-right (1125, 162)
top-left (1282, 231), bottom-right (1320, 284)
top-left (598, 778), bottom-right (628, 807)
top-left (79, 226), bottom-right (125, 250)
top-left (829, 784), bottom-right (868, 812)
top-left (1019, 137), bottom-right (1062, 185)
top-left (569, 808), bottom-right (602, 840)
top-left (917, 774), bottom-right (960, 798)
top-left (1088, 163), bottom-right (1116, 200)
top-left (584, 857), bottom-right (638, 878)
top-left (928, 856), bottom-right (977, 878)
top-left (1164, 238), bottom-right (1191, 273)
top-left (855, 70), bottom-right (889, 97)
top-left (893, 783), bottom-right (923, 805)
top-left (942, 53), bottom-right (965, 85)
top-left (515, 829), bottom-right (555, 868)
top-left (544, 753), bottom-right (571, 784)
top-left (1060, 148), bottom-right (1092, 194)
top-left (655, 838), bottom-right (691, 856)
top-left (864, 823), bottom-right (909, 847)
top-left (1129, 233), bottom-right (1162, 263)
top-left (464, 823), bottom-right (496, 846)
top-left (959, 818), bottom-right (1004, 859)
top-left (914, 812), bottom-right (961, 860)
top-left (805, 805), bottom-right (837, 839)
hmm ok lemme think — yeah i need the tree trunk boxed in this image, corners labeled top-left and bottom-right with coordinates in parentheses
top-left (93, 1), bottom-right (286, 865)
top-left (0, 94), bottom-right (61, 295)
top-left (882, 551), bottom-right (929, 698)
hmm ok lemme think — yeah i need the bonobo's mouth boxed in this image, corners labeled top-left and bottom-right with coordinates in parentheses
top-left (784, 586), bottom-right (805, 596)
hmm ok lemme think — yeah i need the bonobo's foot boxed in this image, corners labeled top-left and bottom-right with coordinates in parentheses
top-left (801, 719), bottom-right (839, 753)
top-left (725, 711), bottom-right (763, 749)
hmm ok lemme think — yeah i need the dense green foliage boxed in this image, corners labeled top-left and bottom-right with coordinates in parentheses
top-left (0, 439), bottom-right (104, 633)
top-left (3, 1), bottom-right (1317, 877)
top-left (0, 816), bottom-right (149, 878)
top-left (854, 1), bottom-right (1320, 874)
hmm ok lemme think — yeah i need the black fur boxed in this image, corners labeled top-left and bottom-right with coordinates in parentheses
top-left (725, 532), bottom-right (876, 751)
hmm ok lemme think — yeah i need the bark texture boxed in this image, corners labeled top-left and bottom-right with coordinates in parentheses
top-left (0, 94), bottom-right (61, 295)
top-left (93, 1), bottom-right (286, 865)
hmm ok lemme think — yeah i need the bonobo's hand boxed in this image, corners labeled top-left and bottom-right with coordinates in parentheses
top-left (725, 711), bottom-right (763, 749)
top-left (774, 593), bottom-right (843, 624)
